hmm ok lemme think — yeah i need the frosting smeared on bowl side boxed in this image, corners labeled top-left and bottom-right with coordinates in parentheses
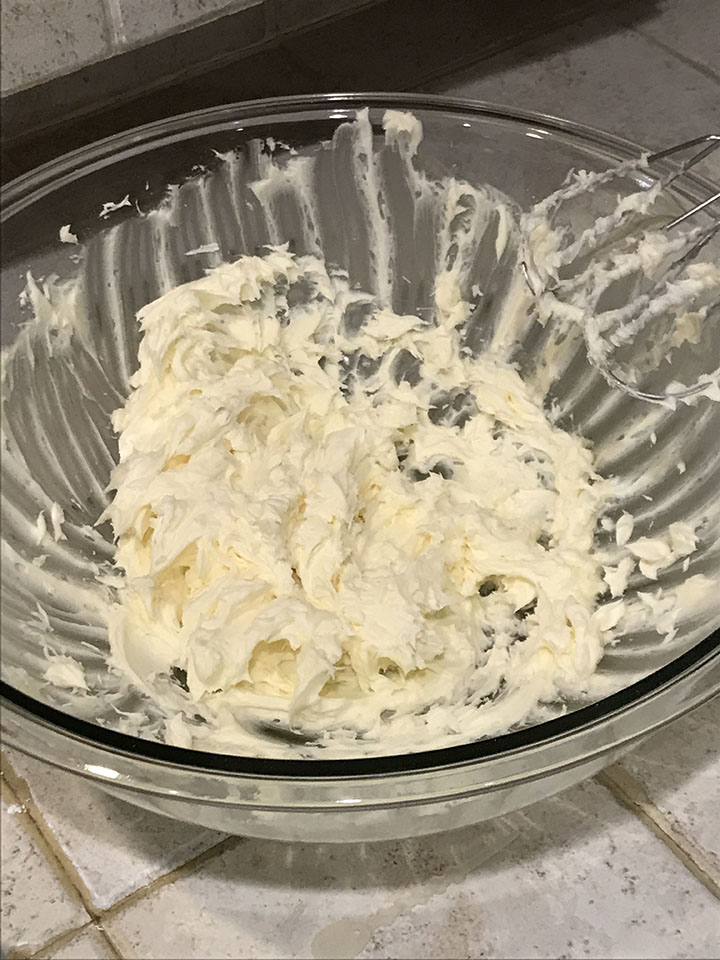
top-left (2, 108), bottom-right (717, 759)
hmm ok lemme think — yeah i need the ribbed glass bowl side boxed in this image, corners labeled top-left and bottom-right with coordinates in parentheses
top-left (1, 95), bottom-right (718, 839)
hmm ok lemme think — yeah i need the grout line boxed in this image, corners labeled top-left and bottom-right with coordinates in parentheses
top-left (0, 776), bottom-right (92, 959)
top-left (1, 0), bottom-right (375, 145)
top-left (95, 920), bottom-right (125, 960)
top-left (1, 752), bottom-right (101, 918)
top-left (102, 0), bottom-right (127, 48)
top-left (97, 833), bottom-right (246, 922)
top-left (27, 919), bottom-right (125, 960)
top-left (634, 28), bottom-right (720, 85)
top-left (90, 921), bottom-right (125, 960)
top-left (597, 766), bottom-right (720, 900)
top-left (0, 749), bottom-right (243, 923)
top-left (28, 921), bottom-right (96, 960)
top-left (407, 0), bottom-right (632, 93)
top-left (1, 774), bottom-right (90, 916)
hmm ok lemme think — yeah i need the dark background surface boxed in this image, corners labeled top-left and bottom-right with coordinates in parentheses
top-left (3, 0), bottom-right (717, 183)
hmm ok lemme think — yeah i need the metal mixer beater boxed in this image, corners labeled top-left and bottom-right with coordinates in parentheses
top-left (521, 134), bottom-right (720, 405)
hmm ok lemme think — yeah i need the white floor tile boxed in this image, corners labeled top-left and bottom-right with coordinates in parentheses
top-left (636, 0), bottom-right (720, 74)
top-left (0, 791), bottom-right (88, 955)
top-left (104, 780), bottom-right (720, 960)
top-left (5, 750), bottom-right (226, 911)
top-left (35, 924), bottom-right (117, 959)
top-left (432, 17), bottom-right (720, 149)
top-left (616, 697), bottom-right (720, 870)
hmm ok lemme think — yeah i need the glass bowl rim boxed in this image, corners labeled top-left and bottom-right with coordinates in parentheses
top-left (2, 91), bottom-right (718, 780)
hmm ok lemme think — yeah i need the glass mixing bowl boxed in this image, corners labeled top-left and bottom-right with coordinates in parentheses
top-left (2, 94), bottom-right (719, 842)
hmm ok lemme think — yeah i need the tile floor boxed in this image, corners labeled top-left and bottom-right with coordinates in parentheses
top-left (429, 7), bottom-right (720, 149)
top-left (3, 699), bottom-right (719, 959)
top-left (2, 0), bottom-right (719, 956)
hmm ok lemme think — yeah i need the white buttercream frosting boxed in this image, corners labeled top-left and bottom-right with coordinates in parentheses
top-left (2, 108), bottom-right (717, 760)
top-left (104, 244), bottom-right (620, 755)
